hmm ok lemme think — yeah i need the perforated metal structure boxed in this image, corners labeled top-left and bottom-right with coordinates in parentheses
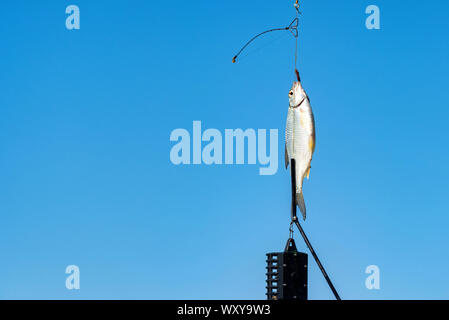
top-left (266, 238), bottom-right (308, 300)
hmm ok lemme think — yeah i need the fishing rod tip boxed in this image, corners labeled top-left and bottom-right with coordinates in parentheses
top-left (232, 56), bottom-right (237, 63)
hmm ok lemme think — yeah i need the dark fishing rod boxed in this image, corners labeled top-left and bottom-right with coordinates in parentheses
top-left (290, 159), bottom-right (341, 300)
top-left (294, 220), bottom-right (341, 300)
top-left (232, 17), bottom-right (298, 63)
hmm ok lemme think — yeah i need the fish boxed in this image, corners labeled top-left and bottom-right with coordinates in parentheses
top-left (285, 80), bottom-right (316, 220)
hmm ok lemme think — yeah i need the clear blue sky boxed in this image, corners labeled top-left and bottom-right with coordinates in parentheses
top-left (1, 0), bottom-right (448, 299)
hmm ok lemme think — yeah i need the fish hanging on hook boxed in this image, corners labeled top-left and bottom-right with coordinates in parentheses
top-left (231, 17), bottom-right (299, 63)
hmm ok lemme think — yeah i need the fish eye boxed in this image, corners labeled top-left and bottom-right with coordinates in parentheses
top-left (289, 91), bottom-right (293, 96)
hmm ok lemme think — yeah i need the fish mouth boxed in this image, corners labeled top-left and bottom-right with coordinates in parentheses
top-left (291, 81), bottom-right (302, 91)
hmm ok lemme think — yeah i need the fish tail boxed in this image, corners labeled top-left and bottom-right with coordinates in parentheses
top-left (295, 191), bottom-right (306, 220)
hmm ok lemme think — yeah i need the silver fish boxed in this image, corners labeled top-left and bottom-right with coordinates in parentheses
top-left (285, 81), bottom-right (316, 220)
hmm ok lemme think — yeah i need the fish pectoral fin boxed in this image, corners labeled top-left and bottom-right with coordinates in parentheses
top-left (285, 144), bottom-right (289, 169)
top-left (305, 168), bottom-right (310, 179)
top-left (309, 136), bottom-right (315, 153)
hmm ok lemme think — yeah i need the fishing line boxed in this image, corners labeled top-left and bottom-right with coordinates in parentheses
top-left (232, 17), bottom-right (298, 64)
top-left (235, 31), bottom-right (289, 63)
top-left (232, 0), bottom-right (302, 82)
top-left (294, 0), bottom-right (301, 80)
